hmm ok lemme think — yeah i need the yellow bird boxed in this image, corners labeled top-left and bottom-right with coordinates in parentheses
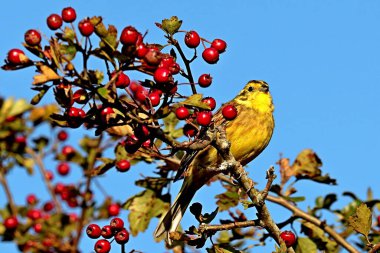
top-left (154, 80), bottom-right (275, 243)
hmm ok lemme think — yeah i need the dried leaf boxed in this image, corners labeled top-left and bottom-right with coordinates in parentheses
top-left (181, 94), bottom-right (210, 110)
top-left (348, 203), bottom-right (372, 237)
top-left (207, 244), bottom-right (241, 253)
top-left (32, 64), bottom-right (61, 85)
top-left (295, 237), bottom-right (317, 253)
top-left (215, 184), bottom-right (240, 211)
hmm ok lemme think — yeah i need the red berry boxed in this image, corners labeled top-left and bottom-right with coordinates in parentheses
top-left (26, 209), bottom-right (42, 220)
top-left (94, 239), bottom-right (111, 253)
top-left (158, 56), bottom-right (175, 69)
top-left (101, 107), bottom-right (115, 117)
top-left (202, 97), bottom-right (216, 111)
top-left (62, 145), bottom-right (75, 156)
top-left (47, 14), bottom-right (63, 30)
top-left (211, 39), bottom-right (227, 53)
top-left (113, 71), bottom-right (130, 88)
top-left (136, 43), bottom-right (149, 59)
top-left (33, 223), bottom-right (43, 233)
top-left (148, 92), bottom-right (161, 107)
top-left (4, 216), bottom-right (18, 230)
top-left (134, 88), bottom-right (148, 102)
top-left (72, 89), bottom-right (88, 104)
top-left (26, 194), bottom-right (38, 205)
top-left (183, 123), bottom-right (198, 137)
top-left (43, 201), bottom-right (55, 212)
top-left (68, 107), bottom-right (85, 118)
top-left (57, 130), bottom-right (68, 141)
top-left (185, 30), bottom-right (201, 48)
top-left (115, 229), bottom-right (130, 244)
top-left (61, 7), bottom-right (76, 23)
top-left (129, 81), bottom-right (142, 93)
top-left (110, 217), bottom-right (124, 232)
top-left (175, 106), bottom-right (190, 120)
top-left (377, 215), bottom-right (380, 226)
top-left (87, 223), bottom-right (102, 239)
top-left (116, 159), bottom-right (131, 172)
top-left (120, 26), bottom-right (138, 45)
top-left (196, 111), bottom-right (212, 126)
top-left (101, 225), bottom-right (113, 239)
top-left (57, 162), bottom-right (70, 176)
top-left (15, 135), bottom-right (26, 144)
top-left (169, 62), bottom-right (180, 75)
top-left (24, 29), bottom-right (42, 46)
top-left (7, 49), bottom-right (28, 65)
top-left (198, 74), bottom-right (213, 88)
top-left (44, 170), bottom-right (54, 181)
top-left (107, 203), bottom-right (120, 217)
top-left (222, 104), bottom-right (238, 120)
top-left (280, 230), bottom-right (296, 247)
top-left (69, 213), bottom-right (78, 222)
top-left (154, 67), bottom-right (172, 84)
top-left (78, 19), bottom-right (94, 37)
top-left (202, 48), bottom-right (219, 64)
top-left (54, 182), bottom-right (65, 194)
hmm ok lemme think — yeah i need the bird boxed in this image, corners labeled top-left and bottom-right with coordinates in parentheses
top-left (154, 80), bottom-right (275, 243)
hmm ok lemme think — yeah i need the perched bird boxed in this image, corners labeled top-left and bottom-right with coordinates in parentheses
top-left (154, 80), bottom-right (275, 243)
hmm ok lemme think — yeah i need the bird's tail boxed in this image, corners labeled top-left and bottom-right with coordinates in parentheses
top-left (154, 180), bottom-right (197, 244)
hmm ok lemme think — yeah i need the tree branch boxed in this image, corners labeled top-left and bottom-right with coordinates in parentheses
top-left (0, 166), bottom-right (17, 215)
top-left (266, 195), bottom-right (359, 253)
top-left (199, 220), bottom-right (261, 233)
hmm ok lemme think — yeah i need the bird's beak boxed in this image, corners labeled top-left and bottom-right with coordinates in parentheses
top-left (259, 85), bottom-right (269, 93)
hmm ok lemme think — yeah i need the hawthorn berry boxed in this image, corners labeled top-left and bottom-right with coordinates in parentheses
top-left (33, 223), bottom-right (43, 233)
top-left (175, 106), bottom-right (190, 120)
top-left (94, 239), bottom-right (111, 253)
top-left (198, 74), bottom-right (212, 88)
top-left (185, 30), bottom-right (201, 48)
top-left (57, 162), bottom-right (70, 176)
top-left (280, 230), bottom-right (296, 247)
top-left (183, 123), bottom-right (198, 137)
top-left (78, 19), bottom-right (95, 37)
top-left (148, 92), bottom-right (161, 107)
top-left (87, 223), bottom-right (102, 239)
top-left (107, 203), bottom-right (120, 217)
top-left (115, 229), bottom-right (130, 244)
top-left (46, 14), bottom-right (63, 30)
top-left (62, 145), bottom-right (75, 156)
top-left (196, 111), bottom-right (212, 126)
top-left (112, 71), bottom-right (130, 88)
top-left (44, 170), bottom-right (54, 181)
top-left (110, 217), bottom-right (124, 232)
top-left (136, 43), bottom-right (149, 59)
top-left (61, 7), bottom-right (77, 23)
top-left (101, 225), bottom-right (113, 239)
top-left (26, 209), bottom-right (42, 220)
top-left (222, 104), bottom-right (238, 120)
top-left (154, 67), bottom-right (172, 84)
top-left (26, 194), bottom-right (38, 205)
top-left (54, 182), bottom-right (65, 194)
top-left (158, 56), bottom-right (175, 69)
top-left (101, 107), bottom-right (115, 122)
top-left (43, 201), bottom-right (55, 212)
top-left (120, 26), bottom-right (139, 45)
top-left (24, 29), bottom-right (42, 46)
top-left (73, 89), bottom-right (88, 104)
top-left (211, 38), bottom-right (227, 53)
top-left (3, 216), bottom-right (18, 230)
top-left (7, 49), bottom-right (28, 65)
top-left (377, 215), bottom-right (380, 227)
top-left (134, 88), bottom-right (149, 102)
top-left (129, 81), bottom-right (143, 93)
top-left (202, 97), bottom-right (216, 111)
top-left (202, 47), bottom-right (219, 64)
top-left (116, 159), bottom-right (131, 172)
top-left (57, 130), bottom-right (68, 141)
top-left (15, 135), bottom-right (26, 144)
top-left (68, 107), bottom-right (86, 119)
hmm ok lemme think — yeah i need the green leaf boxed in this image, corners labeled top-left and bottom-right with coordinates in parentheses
top-left (295, 237), bottom-right (317, 253)
top-left (91, 158), bottom-right (115, 176)
top-left (30, 86), bottom-right (49, 105)
top-left (301, 221), bottom-right (338, 252)
top-left (348, 203), bottom-right (372, 237)
top-left (181, 94), bottom-right (210, 110)
top-left (161, 16), bottom-right (182, 35)
top-left (123, 189), bottom-right (169, 236)
top-left (60, 44), bottom-right (77, 61)
top-left (215, 184), bottom-right (240, 211)
top-left (206, 244), bottom-right (241, 253)
top-left (0, 98), bottom-right (32, 124)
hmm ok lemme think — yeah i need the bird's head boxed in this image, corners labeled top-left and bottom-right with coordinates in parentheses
top-left (235, 80), bottom-right (274, 112)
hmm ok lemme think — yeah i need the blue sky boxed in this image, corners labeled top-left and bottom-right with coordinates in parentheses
top-left (1, 1), bottom-right (380, 252)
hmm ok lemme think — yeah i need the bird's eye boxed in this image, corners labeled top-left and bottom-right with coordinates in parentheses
top-left (248, 86), bottom-right (254, 92)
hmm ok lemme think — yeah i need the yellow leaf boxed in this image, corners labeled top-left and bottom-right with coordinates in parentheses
top-left (33, 64), bottom-right (61, 85)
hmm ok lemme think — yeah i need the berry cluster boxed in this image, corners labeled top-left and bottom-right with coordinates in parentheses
top-left (87, 217), bottom-right (130, 253)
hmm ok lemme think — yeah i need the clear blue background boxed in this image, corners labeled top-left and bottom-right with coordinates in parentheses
top-left (1, 1), bottom-right (380, 252)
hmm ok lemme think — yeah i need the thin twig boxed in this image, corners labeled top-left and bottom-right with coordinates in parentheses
top-left (0, 166), bottom-right (17, 215)
top-left (368, 242), bottom-right (380, 253)
top-left (199, 220), bottom-right (260, 233)
top-left (26, 147), bottom-right (62, 214)
top-left (266, 195), bottom-right (359, 253)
